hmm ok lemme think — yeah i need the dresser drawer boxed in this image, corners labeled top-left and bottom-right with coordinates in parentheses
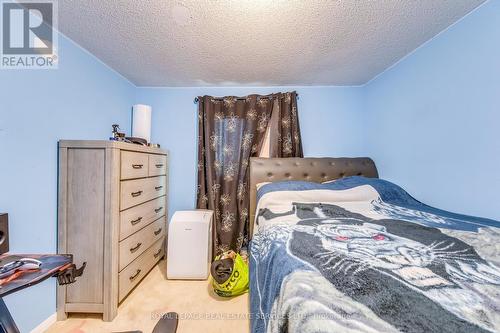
top-left (119, 196), bottom-right (166, 241)
top-left (119, 217), bottom-right (165, 271)
top-left (121, 151), bottom-right (148, 180)
top-left (119, 238), bottom-right (164, 302)
top-left (120, 176), bottom-right (166, 210)
top-left (149, 154), bottom-right (167, 176)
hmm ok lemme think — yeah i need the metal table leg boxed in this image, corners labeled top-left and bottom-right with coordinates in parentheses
top-left (0, 298), bottom-right (19, 333)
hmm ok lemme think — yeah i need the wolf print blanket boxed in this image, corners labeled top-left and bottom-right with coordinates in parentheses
top-left (249, 177), bottom-right (500, 333)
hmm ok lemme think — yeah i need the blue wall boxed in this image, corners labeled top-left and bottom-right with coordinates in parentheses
top-left (364, 0), bottom-right (500, 219)
top-left (135, 86), bottom-right (365, 217)
top-left (0, 34), bottom-right (134, 332)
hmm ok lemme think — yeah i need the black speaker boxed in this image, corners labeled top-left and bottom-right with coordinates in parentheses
top-left (0, 214), bottom-right (9, 255)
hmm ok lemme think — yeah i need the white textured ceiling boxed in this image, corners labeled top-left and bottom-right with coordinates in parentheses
top-left (57, 0), bottom-right (485, 87)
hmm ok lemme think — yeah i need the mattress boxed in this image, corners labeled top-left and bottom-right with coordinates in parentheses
top-left (249, 176), bottom-right (500, 333)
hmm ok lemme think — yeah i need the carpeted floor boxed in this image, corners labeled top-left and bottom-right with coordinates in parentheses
top-left (46, 259), bottom-right (249, 333)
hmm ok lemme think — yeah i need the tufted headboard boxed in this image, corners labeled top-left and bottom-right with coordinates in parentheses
top-left (249, 157), bottom-right (379, 237)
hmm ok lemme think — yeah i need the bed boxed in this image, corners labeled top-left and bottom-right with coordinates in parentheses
top-left (248, 157), bottom-right (500, 333)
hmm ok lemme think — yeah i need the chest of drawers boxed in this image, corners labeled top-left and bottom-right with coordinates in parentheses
top-left (57, 140), bottom-right (168, 321)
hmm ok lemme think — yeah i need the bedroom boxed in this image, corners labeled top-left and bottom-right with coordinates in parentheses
top-left (0, 0), bottom-right (499, 332)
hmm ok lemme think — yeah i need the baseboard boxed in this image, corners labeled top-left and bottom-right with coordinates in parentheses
top-left (30, 313), bottom-right (57, 333)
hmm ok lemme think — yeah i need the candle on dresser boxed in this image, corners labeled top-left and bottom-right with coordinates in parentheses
top-left (132, 104), bottom-right (152, 143)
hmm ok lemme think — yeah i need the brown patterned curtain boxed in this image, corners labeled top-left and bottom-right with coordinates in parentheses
top-left (269, 92), bottom-right (303, 158)
top-left (197, 92), bottom-right (302, 256)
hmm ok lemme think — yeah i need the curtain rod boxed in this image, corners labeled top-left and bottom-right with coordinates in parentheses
top-left (193, 93), bottom-right (299, 104)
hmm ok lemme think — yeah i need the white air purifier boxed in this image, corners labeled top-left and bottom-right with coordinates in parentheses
top-left (167, 210), bottom-right (213, 280)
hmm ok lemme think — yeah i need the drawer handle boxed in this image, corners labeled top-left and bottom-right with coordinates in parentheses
top-left (130, 242), bottom-right (142, 253)
top-left (129, 269), bottom-right (141, 281)
top-left (155, 186), bottom-right (163, 191)
top-left (153, 248), bottom-right (162, 258)
top-left (130, 217), bottom-right (143, 225)
top-left (154, 207), bottom-right (163, 213)
top-left (154, 228), bottom-right (162, 236)
top-left (132, 164), bottom-right (143, 169)
top-left (131, 190), bottom-right (143, 197)
top-left (155, 164), bottom-right (164, 168)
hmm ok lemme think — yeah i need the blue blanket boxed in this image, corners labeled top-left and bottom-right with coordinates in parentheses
top-left (250, 177), bottom-right (500, 333)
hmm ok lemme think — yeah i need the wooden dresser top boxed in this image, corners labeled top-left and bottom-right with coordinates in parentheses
top-left (59, 140), bottom-right (167, 155)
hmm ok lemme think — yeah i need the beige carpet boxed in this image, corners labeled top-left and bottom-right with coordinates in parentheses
top-left (46, 259), bottom-right (249, 333)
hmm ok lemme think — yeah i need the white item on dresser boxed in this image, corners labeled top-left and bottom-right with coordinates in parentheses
top-left (167, 210), bottom-right (213, 280)
top-left (57, 140), bottom-right (168, 322)
top-left (132, 104), bottom-right (152, 142)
